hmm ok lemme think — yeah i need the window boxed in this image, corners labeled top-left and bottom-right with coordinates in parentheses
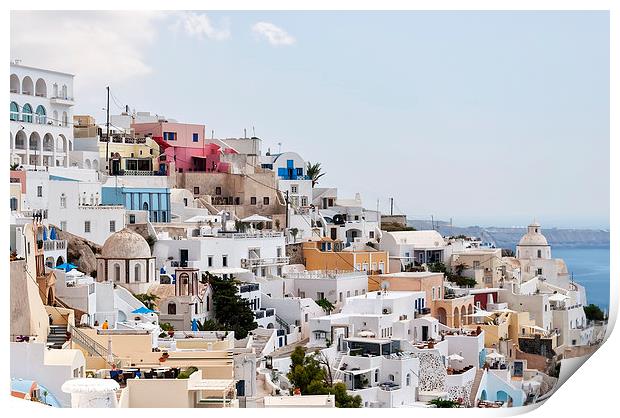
top-left (10, 197), bottom-right (18, 211)
top-left (317, 292), bottom-right (325, 300)
top-left (168, 303), bottom-right (176, 315)
top-left (129, 214), bottom-right (136, 224)
top-left (10, 102), bottom-right (19, 121)
top-left (37, 186), bottom-right (43, 197)
top-left (22, 103), bottom-right (33, 123)
top-left (35, 105), bottom-right (46, 124)
top-left (84, 221), bottom-right (91, 233)
top-left (296, 168), bottom-right (303, 177)
top-left (192, 133), bottom-right (199, 142)
top-left (291, 185), bottom-right (298, 194)
top-left (109, 220), bottom-right (116, 232)
top-left (114, 264), bottom-right (121, 282)
top-left (193, 186), bottom-right (199, 194)
top-left (263, 197), bottom-right (270, 205)
top-left (250, 197), bottom-right (257, 205)
top-left (369, 231), bottom-right (374, 239)
top-left (301, 196), bottom-right (308, 206)
top-left (537, 249), bottom-right (542, 258)
top-left (183, 198), bottom-right (188, 206)
top-left (304, 313), bottom-right (309, 322)
top-left (134, 264), bottom-right (141, 281)
top-left (375, 369), bottom-right (379, 382)
top-left (339, 292), bottom-right (343, 302)
top-left (215, 187), bottom-right (221, 195)
top-left (222, 255), bottom-right (228, 267)
top-left (537, 268), bottom-right (543, 275)
top-left (208, 256), bottom-right (213, 267)
top-left (163, 131), bottom-right (177, 141)
top-left (406, 373), bottom-right (411, 386)
top-left (60, 221), bottom-right (66, 231)
top-left (60, 194), bottom-right (66, 208)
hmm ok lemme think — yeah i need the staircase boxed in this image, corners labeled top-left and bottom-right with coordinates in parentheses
top-left (251, 333), bottom-right (272, 358)
top-left (275, 315), bottom-right (291, 334)
top-left (332, 351), bottom-right (346, 383)
top-left (47, 325), bottom-right (69, 349)
top-left (69, 324), bottom-right (120, 366)
top-left (469, 369), bottom-right (485, 407)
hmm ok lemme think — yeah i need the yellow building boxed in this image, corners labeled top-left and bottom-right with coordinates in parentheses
top-left (73, 114), bottom-right (161, 175)
top-left (302, 238), bottom-right (389, 274)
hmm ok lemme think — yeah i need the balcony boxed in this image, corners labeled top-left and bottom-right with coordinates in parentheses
top-left (216, 231), bottom-right (284, 239)
top-left (239, 283), bottom-right (260, 293)
top-left (240, 256), bottom-right (289, 269)
top-left (123, 169), bottom-right (154, 176)
top-left (43, 240), bottom-right (67, 252)
top-left (49, 96), bottom-right (75, 106)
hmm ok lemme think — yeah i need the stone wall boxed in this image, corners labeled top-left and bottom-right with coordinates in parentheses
top-left (286, 243), bottom-right (304, 265)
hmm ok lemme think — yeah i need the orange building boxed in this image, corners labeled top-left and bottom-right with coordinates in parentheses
top-left (302, 238), bottom-right (389, 274)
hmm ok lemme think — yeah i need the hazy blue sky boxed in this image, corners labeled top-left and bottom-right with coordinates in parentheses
top-left (11, 11), bottom-right (610, 228)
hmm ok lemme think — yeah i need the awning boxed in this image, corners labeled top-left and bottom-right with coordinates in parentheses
top-left (548, 294), bottom-right (570, 302)
top-left (131, 307), bottom-right (155, 314)
top-left (241, 214), bottom-right (272, 223)
top-left (208, 267), bottom-right (251, 275)
top-left (55, 263), bottom-right (78, 272)
top-left (342, 366), bottom-right (380, 375)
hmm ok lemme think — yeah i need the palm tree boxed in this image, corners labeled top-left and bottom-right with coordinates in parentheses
top-left (306, 162), bottom-right (325, 187)
top-left (134, 293), bottom-right (159, 310)
top-left (316, 298), bottom-right (335, 314)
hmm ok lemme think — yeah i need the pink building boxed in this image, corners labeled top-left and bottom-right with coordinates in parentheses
top-left (132, 122), bottom-right (234, 174)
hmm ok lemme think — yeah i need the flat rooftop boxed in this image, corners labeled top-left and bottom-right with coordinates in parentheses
top-left (348, 290), bottom-right (423, 300)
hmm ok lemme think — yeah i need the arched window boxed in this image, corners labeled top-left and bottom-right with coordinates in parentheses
top-left (406, 373), bottom-right (411, 386)
top-left (35, 78), bottom-right (47, 97)
top-left (61, 84), bottom-right (68, 99)
top-left (10, 197), bottom-right (18, 211)
top-left (168, 303), bottom-right (176, 315)
top-left (388, 374), bottom-right (395, 382)
top-left (134, 264), bottom-right (141, 282)
top-left (53, 110), bottom-right (58, 125)
top-left (10, 74), bottom-right (20, 93)
top-left (62, 111), bottom-right (68, 127)
top-left (114, 263), bottom-right (121, 282)
top-left (53, 83), bottom-right (58, 98)
top-left (142, 202), bottom-right (149, 211)
top-left (22, 103), bottom-right (33, 123)
top-left (35, 105), bottom-right (46, 124)
top-left (10, 102), bottom-right (19, 121)
top-left (15, 130), bottom-right (26, 149)
top-left (22, 76), bottom-right (33, 95)
top-left (374, 369), bottom-right (379, 382)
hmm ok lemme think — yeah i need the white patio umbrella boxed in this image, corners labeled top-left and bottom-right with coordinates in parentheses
top-left (240, 214), bottom-right (272, 223)
top-left (493, 307), bottom-right (517, 314)
top-left (466, 309), bottom-right (493, 318)
top-left (525, 324), bottom-right (548, 333)
top-left (447, 353), bottom-right (464, 362)
top-left (357, 330), bottom-right (375, 338)
top-left (65, 268), bottom-right (84, 278)
top-left (548, 294), bottom-right (570, 302)
top-left (486, 351), bottom-right (505, 360)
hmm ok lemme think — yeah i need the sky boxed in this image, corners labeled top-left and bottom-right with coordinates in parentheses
top-left (10, 11), bottom-right (610, 229)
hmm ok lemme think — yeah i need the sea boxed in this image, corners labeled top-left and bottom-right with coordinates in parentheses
top-left (552, 246), bottom-right (610, 313)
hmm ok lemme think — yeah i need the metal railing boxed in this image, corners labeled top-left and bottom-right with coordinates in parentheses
top-left (68, 324), bottom-right (119, 366)
top-left (43, 240), bottom-right (67, 251)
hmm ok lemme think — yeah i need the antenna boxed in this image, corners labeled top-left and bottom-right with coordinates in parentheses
top-left (252, 126), bottom-right (256, 137)
top-left (244, 128), bottom-right (247, 139)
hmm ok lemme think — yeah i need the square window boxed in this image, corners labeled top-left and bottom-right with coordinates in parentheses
top-left (263, 197), bottom-right (270, 205)
top-left (291, 185), bottom-right (298, 194)
top-left (129, 214), bottom-right (136, 224)
top-left (215, 187), bottom-right (222, 195)
top-left (250, 197), bottom-right (257, 205)
top-left (192, 133), bottom-right (199, 142)
top-left (193, 187), bottom-right (200, 194)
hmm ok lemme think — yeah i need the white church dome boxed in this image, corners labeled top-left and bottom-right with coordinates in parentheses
top-left (518, 222), bottom-right (549, 247)
top-left (101, 228), bottom-right (151, 259)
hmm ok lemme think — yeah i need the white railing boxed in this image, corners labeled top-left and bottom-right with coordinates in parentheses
top-left (43, 240), bottom-right (67, 251)
top-left (241, 257), bottom-right (289, 268)
top-left (284, 270), bottom-right (363, 280)
top-left (216, 231), bottom-right (284, 239)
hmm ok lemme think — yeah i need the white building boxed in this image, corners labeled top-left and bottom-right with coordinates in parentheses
top-left (282, 270), bottom-right (369, 310)
top-left (380, 230), bottom-right (447, 272)
top-left (10, 61), bottom-right (74, 169)
top-left (11, 342), bottom-right (86, 408)
top-left (153, 231), bottom-right (288, 278)
top-left (47, 176), bottom-right (126, 245)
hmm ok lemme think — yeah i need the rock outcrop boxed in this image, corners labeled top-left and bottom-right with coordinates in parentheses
top-left (54, 226), bottom-right (101, 277)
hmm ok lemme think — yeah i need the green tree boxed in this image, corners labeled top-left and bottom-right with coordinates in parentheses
top-left (203, 272), bottom-right (258, 339)
top-left (197, 318), bottom-right (222, 331)
top-left (134, 293), bottom-right (159, 310)
top-left (316, 298), bottom-right (336, 315)
top-left (428, 398), bottom-right (460, 408)
top-left (428, 262), bottom-right (447, 273)
top-left (584, 304), bottom-right (606, 321)
top-left (306, 162), bottom-right (326, 187)
top-left (287, 347), bottom-right (362, 408)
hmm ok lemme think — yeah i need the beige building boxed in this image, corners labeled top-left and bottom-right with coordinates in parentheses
top-left (175, 170), bottom-right (286, 226)
top-left (450, 248), bottom-right (505, 288)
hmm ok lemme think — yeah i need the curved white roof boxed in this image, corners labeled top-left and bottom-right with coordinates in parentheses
top-left (61, 378), bottom-right (119, 394)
